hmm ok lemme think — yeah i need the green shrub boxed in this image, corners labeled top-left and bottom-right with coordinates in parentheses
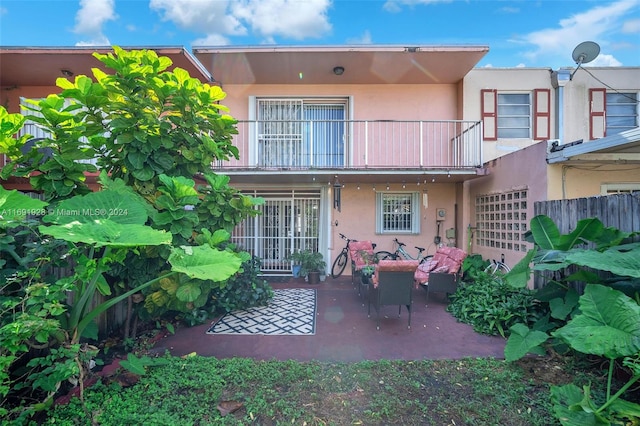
top-left (447, 271), bottom-right (544, 337)
top-left (208, 256), bottom-right (273, 317)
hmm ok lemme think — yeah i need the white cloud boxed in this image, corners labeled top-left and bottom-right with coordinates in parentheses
top-left (518, 0), bottom-right (639, 66)
top-left (150, 0), bottom-right (331, 45)
top-left (150, 0), bottom-right (246, 36)
top-left (383, 0), bottom-right (453, 13)
top-left (75, 35), bottom-right (112, 47)
top-left (192, 33), bottom-right (231, 47)
top-left (73, 0), bottom-right (116, 45)
top-left (621, 18), bottom-right (640, 33)
top-left (589, 53), bottom-right (622, 67)
top-left (347, 30), bottom-right (373, 44)
top-left (231, 0), bottom-right (332, 41)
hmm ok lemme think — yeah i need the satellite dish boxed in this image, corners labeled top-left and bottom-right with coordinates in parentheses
top-left (572, 41), bottom-right (600, 65)
top-left (570, 41), bottom-right (600, 80)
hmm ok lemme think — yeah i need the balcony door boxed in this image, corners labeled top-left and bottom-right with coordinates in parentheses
top-left (257, 98), bottom-right (346, 168)
top-left (232, 189), bottom-right (324, 275)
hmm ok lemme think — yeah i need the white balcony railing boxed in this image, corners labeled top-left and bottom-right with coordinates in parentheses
top-left (215, 119), bottom-right (482, 171)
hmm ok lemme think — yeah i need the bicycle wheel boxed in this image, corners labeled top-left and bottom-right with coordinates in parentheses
top-left (494, 262), bottom-right (511, 274)
top-left (374, 251), bottom-right (397, 261)
top-left (331, 251), bottom-right (349, 278)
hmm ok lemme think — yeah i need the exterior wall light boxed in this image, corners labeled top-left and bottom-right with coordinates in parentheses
top-left (333, 66), bottom-right (344, 76)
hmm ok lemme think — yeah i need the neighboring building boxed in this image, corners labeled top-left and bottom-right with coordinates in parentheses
top-left (464, 66), bottom-right (640, 268)
top-left (1, 46), bottom-right (638, 276)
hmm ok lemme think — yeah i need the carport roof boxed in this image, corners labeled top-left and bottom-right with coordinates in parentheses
top-left (547, 127), bottom-right (640, 164)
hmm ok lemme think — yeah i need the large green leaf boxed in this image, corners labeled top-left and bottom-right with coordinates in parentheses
top-left (553, 284), bottom-right (640, 359)
top-left (530, 215), bottom-right (561, 250)
top-left (175, 281), bottom-right (202, 303)
top-left (0, 185), bottom-right (48, 225)
top-left (39, 220), bottom-right (172, 248)
top-left (168, 245), bottom-right (241, 282)
top-left (42, 189), bottom-right (148, 225)
top-left (503, 248), bottom-right (535, 289)
top-left (551, 384), bottom-right (609, 426)
top-left (549, 288), bottom-right (579, 321)
top-left (504, 323), bottom-right (549, 362)
top-left (565, 246), bottom-right (640, 278)
top-left (557, 217), bottom-right (603, 250)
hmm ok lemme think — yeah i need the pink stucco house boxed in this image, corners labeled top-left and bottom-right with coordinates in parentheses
top-left (1, 45), bottom-right (639, 276)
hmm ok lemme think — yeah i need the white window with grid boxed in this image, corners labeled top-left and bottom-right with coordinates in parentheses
top-left (601, 183), bottom-right (640, 195)
top-left (606, 92), bottom-right (638, 135)
top-left (376, 192), bottom-right (420, 234)
top-left (497, 93), bottom-right (531, 139)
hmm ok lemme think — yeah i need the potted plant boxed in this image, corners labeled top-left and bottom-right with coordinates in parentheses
top-left (290, 249), bottom-right (326, 284)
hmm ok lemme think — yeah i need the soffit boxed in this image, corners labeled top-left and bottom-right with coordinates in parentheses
top-left (0, 46), bottom-right (213, 87)
top-left (193, 45), bottom-right (489, 85)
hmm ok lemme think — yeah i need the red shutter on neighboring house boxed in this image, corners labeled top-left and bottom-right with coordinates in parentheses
top-left (589, 88), bottom-right (606, 140)
top-left (533, 89), bottom-right (550, 140)
top-left (481, 89), bottom-right (497, 141)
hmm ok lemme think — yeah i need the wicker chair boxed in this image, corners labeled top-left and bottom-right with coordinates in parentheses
top-left (368, 260), bottom-right (420, 330)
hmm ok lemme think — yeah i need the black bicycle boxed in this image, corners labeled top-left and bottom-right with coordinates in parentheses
top-left (331, 233), bottom-right (381, 278)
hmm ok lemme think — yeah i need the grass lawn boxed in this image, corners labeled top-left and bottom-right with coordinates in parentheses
top-left (43, 354), bottom-right (611, 425)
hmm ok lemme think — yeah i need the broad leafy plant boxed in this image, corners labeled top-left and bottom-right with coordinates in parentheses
top-left (503, 215), bottom-right (640, 425)
top-left (0, 47), bottom-right (265, 423)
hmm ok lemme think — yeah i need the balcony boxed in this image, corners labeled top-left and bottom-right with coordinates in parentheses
top-left (214, 120), bottom-right (483, 172)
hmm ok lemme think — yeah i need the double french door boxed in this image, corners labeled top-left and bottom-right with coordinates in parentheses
top-left (233, 189), bottom-right (324, 274)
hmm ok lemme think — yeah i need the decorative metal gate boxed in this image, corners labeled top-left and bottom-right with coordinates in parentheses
top-left (233, 189), bottom-right (322, 274)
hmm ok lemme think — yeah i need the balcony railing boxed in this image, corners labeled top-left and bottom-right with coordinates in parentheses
top-left (214, 120), bottom-right (483, 171)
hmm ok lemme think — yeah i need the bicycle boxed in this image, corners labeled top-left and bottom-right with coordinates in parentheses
top-left (331, 233), bottom-right (379, 278)
top-left (484, 253), bottom-right (511, 275)
top-left (377, 238), bottom-right (433, 264)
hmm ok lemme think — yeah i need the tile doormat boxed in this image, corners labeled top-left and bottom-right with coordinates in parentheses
top-left (206, 288), bottom-right (316, 336)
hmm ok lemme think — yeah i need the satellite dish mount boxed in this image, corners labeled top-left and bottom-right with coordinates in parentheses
top-left (570, 41), bottom-right (600, 80)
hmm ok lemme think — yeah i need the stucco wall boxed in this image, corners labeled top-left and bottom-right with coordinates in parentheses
top-left (217, 83), bottom-right (459, 120)
top-left (562, 67), bottom-right (640, 144)
top-left (465, 140), bottom-right (549, 271)
top-left (547, 163), bottom-right (640, 200)
top-left (463, 68), bottom-right (555, 162)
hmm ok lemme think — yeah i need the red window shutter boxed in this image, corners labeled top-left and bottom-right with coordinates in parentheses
top-left (533, 89), bottom-right (550, 140)
top-left (481, 89), bottom-right (497, 141)
top-left (589, 88), bottom-right (606, 140)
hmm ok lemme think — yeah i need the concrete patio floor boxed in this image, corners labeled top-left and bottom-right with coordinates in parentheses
top-left (150, 276), bottom-right (506, 362)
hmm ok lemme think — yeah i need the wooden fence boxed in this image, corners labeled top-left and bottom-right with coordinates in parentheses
top-left (532, 192), bottom-right (640, 289)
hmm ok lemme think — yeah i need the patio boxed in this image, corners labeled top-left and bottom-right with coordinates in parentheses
top-left (150, 276), bottom-right (506, 362)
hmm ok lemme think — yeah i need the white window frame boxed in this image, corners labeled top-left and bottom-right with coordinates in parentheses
top-left (601, 183), bottom-right (640, 195)
top-left (605, 92), bottom-right (639, 136)
top-left (375, 192), bottom-right (420, 234)
top-left (496, 93), bottom-right (532, 139)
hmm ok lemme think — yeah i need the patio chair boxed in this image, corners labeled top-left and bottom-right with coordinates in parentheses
top-left (368, 259), bottom-right (420, 330)
top-left (414, 246), bottom-right (467, 304)
top-left (348, 240), bottom-right (376, 296)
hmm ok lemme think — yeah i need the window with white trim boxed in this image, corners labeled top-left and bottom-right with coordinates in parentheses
top-left (376, 192), bottom-right (420, 234)
top-left (481, 89), bottom-right (550, 141)
top-left (255, 98), bottom-right (347, 168)
top-left (606, 92), bottom-right (638, 135)
top-left (601, 183), bottom-right (640, 195)
top-left (497, 93), bottom-right (531, 139)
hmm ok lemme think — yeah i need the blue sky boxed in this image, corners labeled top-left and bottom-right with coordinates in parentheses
top-left (1, 0), bottom-right (639, 69)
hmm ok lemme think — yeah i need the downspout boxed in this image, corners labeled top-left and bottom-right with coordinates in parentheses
top-left (551, 69), bottom-right (572, 200)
